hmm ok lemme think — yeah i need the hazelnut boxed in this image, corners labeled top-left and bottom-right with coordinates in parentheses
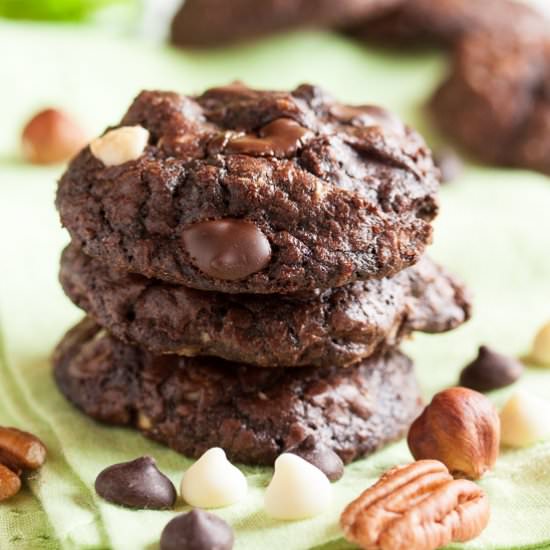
top-left (21, 108), bottom-right (87, 165)
top-left (407, 387), bottom-right (500, 480)
top-left (500, 390), bottom-right (550, 448)
top-left (90, 125), bottom-right (149, 167)
top-left (530, 321), bottom-right (550, 367)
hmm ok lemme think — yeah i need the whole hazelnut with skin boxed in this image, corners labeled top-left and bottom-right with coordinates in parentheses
top-left (21, 108), bottom-right (87, 165)
top-left (407, 387), bottom-right (500, 480)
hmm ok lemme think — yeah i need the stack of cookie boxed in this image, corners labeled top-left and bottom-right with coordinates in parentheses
top-left (53, 83), bottom-right (471, 467)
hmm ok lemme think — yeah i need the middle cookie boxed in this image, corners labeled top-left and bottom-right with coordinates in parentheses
top-left (60, 244), bottom-right (471, 368)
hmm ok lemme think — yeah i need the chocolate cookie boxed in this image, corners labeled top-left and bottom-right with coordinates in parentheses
top-left (171, 0), bottom-right (404, 48)
top-left (430, 31), bottom-right (550, 174)
top-left (53, 319), bottom-right (423, 466)
top-left (347, 0), bottom-right (546, 48)
top-left (56, 84), bottom-right (440, 294)
top-left (60, 244), bottom-right (471, 368)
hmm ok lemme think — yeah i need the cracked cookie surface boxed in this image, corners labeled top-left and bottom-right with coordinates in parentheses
top-left (60, 244), bottom-right (471, 367)
top-left (56, 83), bottom-right (439, 294)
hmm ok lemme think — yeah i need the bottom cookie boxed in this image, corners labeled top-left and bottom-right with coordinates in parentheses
top-left (53, 319), bottom-right (422, 466)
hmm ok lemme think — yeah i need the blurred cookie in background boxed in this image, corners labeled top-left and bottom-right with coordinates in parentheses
top-left (345, 0), bottom-right (547, 49)
top-left (170, 0), bottom-right (405, 48)
top-left (430, 30), bottom-right (550, 175)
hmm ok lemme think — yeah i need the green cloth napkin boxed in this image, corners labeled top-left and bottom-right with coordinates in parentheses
top-left (1, 20), bottom-right (550, 550)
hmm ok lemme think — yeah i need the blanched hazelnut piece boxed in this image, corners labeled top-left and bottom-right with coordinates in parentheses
top-left (264, 453), bottom-right (332, 520)
top-left (180, 448), bottom-right (247, 509)
top-left (407, 387), bottom-right (500, 480)
top-left (500, 391), bottom-right (550, 448)
top-left (90, 125), bottom-right (149, 167)
top-left (530, 321), bottom-right (550, 367)
top-left (21, 108), bottom-right (87, 165)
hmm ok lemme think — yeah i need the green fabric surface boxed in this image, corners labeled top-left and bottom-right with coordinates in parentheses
top-left (1, 19), bottom-right (550, 550)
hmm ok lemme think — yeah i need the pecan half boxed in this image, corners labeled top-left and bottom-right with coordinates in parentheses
top-left (0, 427), bottom-right (47, 472)
top-left (0, 463), bottom-right (21, 502)
top-left (340, 460), bottom-right (490, 550)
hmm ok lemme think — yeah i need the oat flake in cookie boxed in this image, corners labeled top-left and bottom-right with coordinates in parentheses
top-left (53, 319), bottom-right (422, 466)
top-left (56, 83), bottom-right (439, 294)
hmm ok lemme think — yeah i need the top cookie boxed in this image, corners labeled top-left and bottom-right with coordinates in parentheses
top-left (56, 83), bottom-right (439, 294)
top-left (171, 0), bottom-right (404, 48)
top-left (346, 0), bottom-right (546, 48)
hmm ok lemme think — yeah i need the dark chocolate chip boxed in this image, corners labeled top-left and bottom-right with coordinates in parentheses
top-left (182, 219), bottom-right (271, 281)
top-left (225, 118), bottom-right (310, 157)
top-left (434, 148), bottom-right (463, 184)
top-left (286, 435), bottom-right (344, 482)
top-left (160, 509), bottom-right (234, 550)
top-left (459, 346), bottom-right (524, 393)
top-left (95, 456), bottom-right (177, 509)
top-left (330, 104), bottom-right (403, 133)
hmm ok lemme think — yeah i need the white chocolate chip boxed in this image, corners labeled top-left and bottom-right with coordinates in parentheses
top-left (180, 447), bottom-right (247, 509)
top-left (90, 125), bottom-right (149, 167)
top-left (500, 390), bottom-right (550, 448)
top-left (264, 453), bottom-right (332, 520)
top-left (531, 321), bottom-right (550, 367)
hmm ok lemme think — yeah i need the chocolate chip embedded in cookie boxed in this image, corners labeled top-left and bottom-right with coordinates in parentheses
top-left (181, 219), bottom-right (272, 281)
top-left (430, 31), bottom-right (550, 175)
top-left (171, 0), bottom-right (405, 48)
top-left (346, 0), bottom-right (546, 49)
top-left (56, 83), bottom-right (440, 294)
top-left (59, 244), bottom-right (471, 368)
top-left (53, 319), bottom-right (423, 466)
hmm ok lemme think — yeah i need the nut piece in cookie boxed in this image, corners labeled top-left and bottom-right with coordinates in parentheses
top-left (340, 460), bottom-right (490, 550)
top-left (264, 453), bottom-right (332, 520)
top-left (90, 125), bottom-right (149, 167)
top-left (22, 108), bottom-right (87, 165)
top-left (459, 346), bottom-right (523, 392)
top-left (407, 387), bottom-right (500, 480)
